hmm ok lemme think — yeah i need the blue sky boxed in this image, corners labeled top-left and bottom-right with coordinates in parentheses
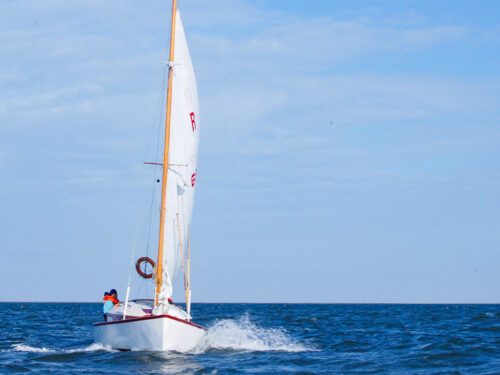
top-left (0, 0), bottom-right (499, 303)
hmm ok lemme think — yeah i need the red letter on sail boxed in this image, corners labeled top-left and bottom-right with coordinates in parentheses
top-left (190, 112), bottom-right (197, 131)
top-left (191, 172), bottom-right (197, 187)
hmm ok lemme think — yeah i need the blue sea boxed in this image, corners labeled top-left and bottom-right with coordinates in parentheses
top-left (0, 303), bottom-right (498, 374)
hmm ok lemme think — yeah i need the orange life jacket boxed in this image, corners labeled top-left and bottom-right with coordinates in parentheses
top-left (103, 295), bottom-right (119, 305)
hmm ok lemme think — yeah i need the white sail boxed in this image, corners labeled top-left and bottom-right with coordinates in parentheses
top-left (159, 9), bottom-right (199, 301)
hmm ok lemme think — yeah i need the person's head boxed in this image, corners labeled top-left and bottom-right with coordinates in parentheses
top-left (109, 289), bottom-right (117, 297)
top-left (104, 291), bottom-right (110, 296)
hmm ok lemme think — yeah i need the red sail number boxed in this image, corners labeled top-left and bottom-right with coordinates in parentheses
top-left (190, 112), bottom-right (197, 131)
top-left (191, 172), bottom-right (197, 187)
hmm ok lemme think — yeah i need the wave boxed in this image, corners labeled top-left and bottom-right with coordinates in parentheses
top-left (64, 343), bottom-right (116, 353)
top-left (10, 343), bottom-right (115, 354)
top-left (193, 314), bottom-right (314, 353)
top-left (12, 344), bottom-right (51, 353)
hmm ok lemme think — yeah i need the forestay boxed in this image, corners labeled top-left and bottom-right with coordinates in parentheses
top-left (158, 10), bottom-right (199, 302)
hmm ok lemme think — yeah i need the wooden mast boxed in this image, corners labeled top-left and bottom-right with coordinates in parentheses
top-left (155, 0), bottom-right (178, 306)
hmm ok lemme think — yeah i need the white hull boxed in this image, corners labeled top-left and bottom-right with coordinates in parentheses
top-left (93, 314), bottom-right (205, 352)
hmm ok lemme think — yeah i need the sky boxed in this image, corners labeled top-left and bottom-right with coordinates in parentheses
top-left (0, 0), bottom-right (499, 303)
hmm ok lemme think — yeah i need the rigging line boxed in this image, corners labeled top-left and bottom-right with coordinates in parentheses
top-left (145, 61), bottom-right (168, 165)
top-left (124, 210), bottom-right (145, 311)
top-left (175, 198), bottom-right (188, 296)
top-left (145, 62), bottom-right (169, 258)
top-left (176, 212), bottom-right (185, 273)
top-left (155, 63), bottom-right (168, 163)
top-left (144, 178), bottom-right (157, 257)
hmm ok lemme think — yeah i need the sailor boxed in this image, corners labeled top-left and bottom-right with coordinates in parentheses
top-left (102, 292), bottom-right (110, 320)
top-left (103, 289), bottom-right (120, 321)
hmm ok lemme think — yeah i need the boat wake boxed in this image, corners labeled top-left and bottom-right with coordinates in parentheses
top-left (192, 314), bottom-right (313, 353)
top-left (12, 344), bottom-right (51, 353)
top-left (11, 343), bottom-right (116, 354)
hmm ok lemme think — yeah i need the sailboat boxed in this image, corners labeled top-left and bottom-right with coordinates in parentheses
top-left (93, 0), bottom-right (205, 352)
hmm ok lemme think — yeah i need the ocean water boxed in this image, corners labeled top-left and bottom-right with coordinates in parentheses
top-left (0, 303), bottom-right (498, 374)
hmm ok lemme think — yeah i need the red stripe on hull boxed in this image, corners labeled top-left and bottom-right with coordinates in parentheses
top-left (94, 314), bottom-right (205, 330)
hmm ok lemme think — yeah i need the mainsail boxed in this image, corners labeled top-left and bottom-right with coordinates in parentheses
top-left (158, 9), bottom-right (199, 302)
